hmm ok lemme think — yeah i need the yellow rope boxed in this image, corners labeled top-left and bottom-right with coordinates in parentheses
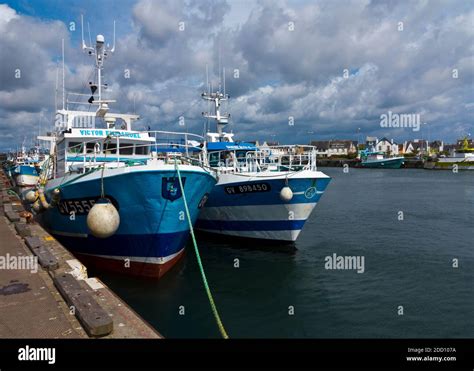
top-left (174, 158), bottom-right (229, 339)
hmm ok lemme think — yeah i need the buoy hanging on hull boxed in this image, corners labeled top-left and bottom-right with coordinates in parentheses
top-left (87, 198), bottom-right (120, 238)
top-left (280, 186), bottom-right (293, 202)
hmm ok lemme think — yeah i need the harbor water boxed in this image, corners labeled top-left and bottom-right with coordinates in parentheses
top-left (96, 168), bottom-right (474, 338)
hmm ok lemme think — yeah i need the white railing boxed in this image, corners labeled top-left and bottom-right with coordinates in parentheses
top-left (266, 145), bottom-right (317, 171)
top-left (207, 144), bottom-right (318, 173)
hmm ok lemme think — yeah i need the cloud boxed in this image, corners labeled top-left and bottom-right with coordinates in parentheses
top-left (0, 0), bottom-right (472, 151)
top-left (0, 4), bottom-right (74, 150)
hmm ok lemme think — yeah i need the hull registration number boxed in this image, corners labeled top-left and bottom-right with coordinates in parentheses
top-left (225, 182), bottom-right (271, 195)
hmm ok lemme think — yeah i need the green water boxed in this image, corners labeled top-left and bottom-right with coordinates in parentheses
top-left (97, 168), bottom-right (474, 338)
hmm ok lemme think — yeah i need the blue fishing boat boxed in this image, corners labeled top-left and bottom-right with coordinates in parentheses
top-left (9, 146), bottom-right (40, 187)
top-left (196, 87), bottom-right (331, 242)
top-left (13, 164), bottom-right (39, 187)
top-left (30, 28), bottom-right (216, 278)
top-left (360, 150), bottom-right (404, 169)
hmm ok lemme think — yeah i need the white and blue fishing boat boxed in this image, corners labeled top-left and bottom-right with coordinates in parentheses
top-left (31, 28), bottom-right (216, 278)
top-left (196, 89), bottom-right (331, 242)
top-left (10, 146), bottom-right (40, 187)
top-left (359, 149), bottom-right (404, 169)
top-left (13, 164), bottom-right (39, 187)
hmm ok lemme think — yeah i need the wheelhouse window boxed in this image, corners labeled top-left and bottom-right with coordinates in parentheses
top-left (68, 142), bottom-right (84, 154)
top-left (135, 145), bottom-right (149, 155)
top-left (86, 142), bottom-right (101, 154)
top-left (209, 151), bottom-right (220, 167)
top-left (119, 142), bottom-right (134, 155)
top-left (104, 142), bottom-right (117, 154)
top-left (236, 150), bottom-right (247, 160)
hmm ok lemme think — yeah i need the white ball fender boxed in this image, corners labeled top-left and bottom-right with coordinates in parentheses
top-left (86, 198), bottom-right (120, 238)
top-left (279, 186), bottom-right (293, 202)
top-left (25, 190), bottom-right (37, 203)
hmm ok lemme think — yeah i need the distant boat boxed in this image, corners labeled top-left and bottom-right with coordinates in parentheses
top-left (9, 146), bottom-right (40, 187)
top-left (13, 164), bottom-right (39, 187)
top-left (360, 150), bottom-right (404, 169)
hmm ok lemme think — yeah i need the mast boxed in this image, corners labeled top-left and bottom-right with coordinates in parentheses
top-left (81, 15), bottom-right (116, 120)
top-left (54, 65), bottom-right (59, 111)
top-left (49, 16), bottom-right (138, 134)
top-left (205, 64), bottom-right (210, 133)
top-left (201, 68), bottom-right (230, 136)
top-left (62, 39), bottom-right (65, 110)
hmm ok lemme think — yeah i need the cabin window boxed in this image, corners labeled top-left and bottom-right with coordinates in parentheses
top-left (68, 142), bottom-right (84, 154)
top-left (86, 142), bottom-right (101, 154)
top-left (209, 152), bottom-right (221, 167)
top-left (104, 142), bottom-right (117, 154)
top-left (135, 145), bottom-right (149, 155)
top-left (236, 151), bottom-right (247, 159)
top-left (119, 142), bottom-right (134, 155)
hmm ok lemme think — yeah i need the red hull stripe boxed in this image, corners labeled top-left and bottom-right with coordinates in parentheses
top-left (74, 249), bottom-right (185, 278)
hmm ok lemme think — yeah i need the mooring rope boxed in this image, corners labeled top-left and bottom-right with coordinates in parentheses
top-left (7, 189), bottom-right (18, 196)
top-left (174, 158), bottom-right (229, 339)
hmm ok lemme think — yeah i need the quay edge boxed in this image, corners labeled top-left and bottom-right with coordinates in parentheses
top-left (0, 168), bottom-right (162, 339)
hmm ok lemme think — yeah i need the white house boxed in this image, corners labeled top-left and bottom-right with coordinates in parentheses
top-left (311, 140), bottom-right (357, 157)
top-left (260, 141), bottom-right (285, 156)
top-left (403, 139), bottom-right (429, 154)
top-left (375, 137), bottom-right (399, 155)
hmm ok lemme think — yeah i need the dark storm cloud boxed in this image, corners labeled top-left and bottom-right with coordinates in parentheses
top-left (0, 0), bottom-right (472, 150)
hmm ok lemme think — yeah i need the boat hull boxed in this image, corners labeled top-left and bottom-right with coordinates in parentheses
top-left (360, 157), bottom-right (404, 169)
top-left (39, 165), bottom-right (216, 278)
top-left (196, 170), bottom-right (331, 242)
top-left (13, 165), bottom-right (39, 187)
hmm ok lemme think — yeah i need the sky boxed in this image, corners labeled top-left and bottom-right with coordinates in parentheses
top-left (0, 0), bottom-right (473, 151)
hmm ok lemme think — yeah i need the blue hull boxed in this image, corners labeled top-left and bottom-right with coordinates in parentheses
top-left (14, 165), bottom-right (39, 176)
top-left (196, 176), bottom-right (331, 242)
top-left (40, 169), bottom-right (216, 278)
top-left (13, 165), bottom-right (39, 187)
top-left (204, 177), bottom-right (330, 207)
top-left (361, 157), bottom-right (404, 168)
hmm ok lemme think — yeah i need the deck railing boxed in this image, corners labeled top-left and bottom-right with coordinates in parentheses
top-left (207, 144), bottom-right (318, 173)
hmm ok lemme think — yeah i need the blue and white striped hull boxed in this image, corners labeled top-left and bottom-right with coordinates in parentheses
top-left (196, 170), bottom-right (331, 242)
top-left (15, 174), bottom-right (39, 187)
top-left (39, 164), bottom-right (216, 278)
top-left (13, 165), bottom-right (39, 187)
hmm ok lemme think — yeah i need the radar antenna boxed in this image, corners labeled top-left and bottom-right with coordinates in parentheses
top-left (81, 15), bottom-right (116, 116)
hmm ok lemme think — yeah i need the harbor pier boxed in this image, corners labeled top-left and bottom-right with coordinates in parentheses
top-left (0, 170), bottom-right (161, 339)
top-left (316, 158), bottom-right (425, 168)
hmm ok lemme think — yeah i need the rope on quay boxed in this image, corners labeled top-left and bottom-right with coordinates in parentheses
top-left (174, 158), bottom-right (229, 339)
top-left (7, 189), bottom-right (18, 196)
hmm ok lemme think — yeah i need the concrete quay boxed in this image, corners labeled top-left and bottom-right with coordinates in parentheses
top-left (0, 170), bottom-right (162, 339)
